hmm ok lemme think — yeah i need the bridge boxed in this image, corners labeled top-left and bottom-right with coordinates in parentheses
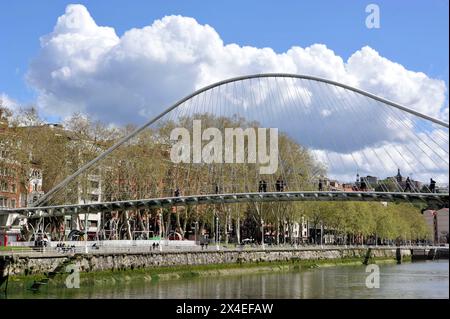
top-left (0, 73), bottom-right (448, 238)
top-left (1, 191), bottom-right (448, 220)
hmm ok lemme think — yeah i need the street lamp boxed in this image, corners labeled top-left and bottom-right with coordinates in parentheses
top-left (216, 215), bottom-right (219, 251)
top-left (194, 221), bottom-right (198, 245)
top-left (261, 219), bottom-right (265, 250)
top-left (84, 207), bottom-right (89, 254)
top-left (159, 212), bottom-right (163, 251)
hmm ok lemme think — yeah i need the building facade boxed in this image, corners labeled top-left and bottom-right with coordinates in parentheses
top-left (423, 208), bottom-right (449, 244)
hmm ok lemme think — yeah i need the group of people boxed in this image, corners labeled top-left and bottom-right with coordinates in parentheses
top-left (258, 178), bottom-right (286, 192)
top-left (200, 241), bottom-right (209, 250)
top-left (173, 176), bottom-right (439, 196)
top-left (404, 177), bottom-right (437, 193)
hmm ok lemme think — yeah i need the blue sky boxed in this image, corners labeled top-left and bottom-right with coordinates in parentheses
top-left (0, 0), bottom-right (448, 105)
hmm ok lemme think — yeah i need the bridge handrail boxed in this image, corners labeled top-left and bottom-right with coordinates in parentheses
top-left (1, 190), bottom-right (448, 216)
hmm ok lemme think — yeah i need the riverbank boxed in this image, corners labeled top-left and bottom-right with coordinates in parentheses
top-left (2, 247), bottom-right (413, 276)
top-left (6, 254), bottom-right (406, 290)
top-left (0, 247), bottom-right (418, 290)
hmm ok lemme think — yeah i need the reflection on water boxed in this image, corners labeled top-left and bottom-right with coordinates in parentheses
top-left (5, 260), bottom-right (449, 299)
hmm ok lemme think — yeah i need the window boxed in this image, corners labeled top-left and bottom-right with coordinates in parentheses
top-left (0, 197), bottom-right (7, 208)
top-left (10, 199), bottom-right (16, 208)
top-left (11, 184), bottom-right (16, 193)
top-left (31, 169), bottom-right (41, 179)
top-left (0, 181), bottom-right (7, 192)
top-left (88, 220), bottom-right (98, 228)
top-left (90, 181), bottom-right (99, 189)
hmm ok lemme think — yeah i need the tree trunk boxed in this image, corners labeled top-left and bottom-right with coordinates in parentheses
top-left (182, 207), bottom-right (189, 238)
top-left (225, 212), bottom-right (229, 244)
top-left (176, 207), bottom-right (181, 233)
top-left (236, 215), bottom-right (241, 244)
top-left (276, 217), bottom-right (280, 245)
top-left (137, 210), bottom-right (145, 233)
top-left (165, 210), bottom-right (171, 239)
top-left (286, 220), bottom-right (291, 244)
top-left (124, 211), bottom-right (132, 240)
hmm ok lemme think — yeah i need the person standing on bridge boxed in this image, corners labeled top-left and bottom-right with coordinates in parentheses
top-left (275, 177), bottom-right (285, 192)
top-left (259, 180), bottom-right (267, 192)
top-left (174, 188), bottom-right (181, 197)
top-left (429, 178), bottom-right (436, 193)
top-left (318, 180), bottom-right (323, 191)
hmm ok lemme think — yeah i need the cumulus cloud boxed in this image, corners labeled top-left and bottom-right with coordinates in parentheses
top-left (27, 4), bottom-right (448, 124)
top-left (0, 93), bottom-right (19, 113)
top-left (25, 4), bottom-right (448, 182)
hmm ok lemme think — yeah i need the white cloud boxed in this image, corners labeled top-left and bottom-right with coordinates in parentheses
top-left (346, 46), bottom-right (447, 120)
top-left (27, 4), bottom-right (448, 125)
top-left (0, 93), bottom-right (19, 112)
top-left (24, 4), bottom-right (448, 183)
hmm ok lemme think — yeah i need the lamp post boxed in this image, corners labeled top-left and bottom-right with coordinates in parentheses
top-left (320, 222), bottom-right (324, 249)
top-left (84, 205), bottom-right (89, 254)
top-left (194, 221), bottom-right (198, 245)
top-left (84, 212), bottom-right (88, 254)
top-left (261, 219), bottom-right (265, 250)
top-left (159, 212), bottom-right (162, 251)
top-left (216, 215), bottom-right (219, 251)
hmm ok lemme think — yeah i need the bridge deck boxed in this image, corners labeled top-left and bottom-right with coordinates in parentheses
top-left (1, 191), bottom-right (448, 219)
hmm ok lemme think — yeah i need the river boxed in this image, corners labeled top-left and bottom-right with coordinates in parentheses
top-left (4, 260), bottom-right (448, 299)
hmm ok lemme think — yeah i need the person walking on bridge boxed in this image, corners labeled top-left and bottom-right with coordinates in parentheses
top-left (404, 177), bottom-right (413, 192)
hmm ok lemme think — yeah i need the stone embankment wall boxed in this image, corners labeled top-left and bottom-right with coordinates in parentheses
top-left (1, 248), bottom-right (411, 277)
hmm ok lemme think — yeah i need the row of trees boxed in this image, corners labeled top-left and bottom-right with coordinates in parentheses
top-left (94, 200), bottom-right (431, 245)
top-left (0, 103), bottom-right (431, 243)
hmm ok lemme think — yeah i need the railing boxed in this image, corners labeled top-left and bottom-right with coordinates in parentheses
top-left (1, 243), bottom-right (447, 256)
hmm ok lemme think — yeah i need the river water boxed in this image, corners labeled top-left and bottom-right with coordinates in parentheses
top-left (5, 260), bottom-right (449, 299)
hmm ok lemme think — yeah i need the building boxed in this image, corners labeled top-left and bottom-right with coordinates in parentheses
top-left (0, 110), bottom-right (106, 243)
top-left (63, 171), bottom-right (103, 239)
top-left (436, 184), bottom-right (449, 194)
top-left (360, 175), bottom-right (378, 189)
top-left (0, 111), bottom-right (45, 245)
top-left (423, 208), bottom-right (449, 244)
top-left (389, 168), bottom-right (422, 191)
top-left (340, 183), bottom-right (357, 192)
top-left (328, 180), bottom-right (340, 191)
